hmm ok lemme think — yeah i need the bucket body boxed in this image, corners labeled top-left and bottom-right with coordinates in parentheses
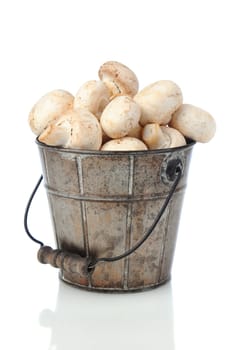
top-left (37, 140), bottom-right (194, 292)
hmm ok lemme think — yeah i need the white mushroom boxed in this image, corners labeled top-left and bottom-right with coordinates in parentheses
top-left (142, 124), bottom-right (186, 149)
top-left (142, 123), bottom-right (168, 149)
top-left (29, 89), bottom-right (74, 135)
top-left (100, 95), bottom-right (141, 139)
top-left (38, 118), bottom-right (71, 147)
top-left (101, 137), bottom-right (147, 151)
top-left (73, 80), bottom-right (111, 120)
top-left (39, 109), bottom-right (102, 150)
top-left (98, 61), bottom-right (139, 99)
top-left (160, 126), bottom-right (186, 148)
top-left (134, 80), bottom-right (183, 126)
top-left (170, 104), bottom-right (216, 142)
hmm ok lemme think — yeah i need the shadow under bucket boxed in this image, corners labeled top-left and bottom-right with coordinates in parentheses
top-left (35, 139), bottom-right (195, 292)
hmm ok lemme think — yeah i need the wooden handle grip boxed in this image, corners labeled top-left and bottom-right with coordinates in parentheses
top-left (37, 246), bottom-right (89, 277)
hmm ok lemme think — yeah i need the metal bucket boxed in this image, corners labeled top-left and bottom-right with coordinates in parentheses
top-left (35, 139), bottom-right (195, 292)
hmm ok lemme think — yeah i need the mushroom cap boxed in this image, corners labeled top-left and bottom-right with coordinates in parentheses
top-left (39, 109), bottom-right (102, 150)
top-left (142, 123), bottom-right (168, 149)
top-left (100, 95), bottom-right (141, 139)
top-left (38, 118), bottom-right (71, 146)
top-left (73, 80), bottom-right (111, 120)
top-left (142, 124), bottom-right (186, 149)
top-left (29, 89), bottom-right (74, 135)
top-left (101, 137), bottom-right (148, 151)
top-left (98, 61), bottom-right (139, 99)
top-left (170, 104), bottom-right (216, 142)
top-left (160, 126), bottom-right (186, 148)
top-left (134, 80), bottom-right (183, 126)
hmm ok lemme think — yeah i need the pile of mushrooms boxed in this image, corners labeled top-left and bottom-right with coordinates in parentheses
top-left (28, 61), bottom-right (216, 151)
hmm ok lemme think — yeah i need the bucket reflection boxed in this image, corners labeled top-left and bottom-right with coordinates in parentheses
top-left (39, 280), bottom-right (175, 350)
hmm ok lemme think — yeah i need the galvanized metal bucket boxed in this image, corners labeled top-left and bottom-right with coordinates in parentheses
top-left (30, 139), bottom-right (195, 292)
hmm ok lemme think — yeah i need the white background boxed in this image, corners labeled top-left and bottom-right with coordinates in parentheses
top-left (0, 1), bottom-right (231, 349)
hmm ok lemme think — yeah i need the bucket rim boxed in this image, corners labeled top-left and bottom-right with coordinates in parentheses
top-left (36, 137), bottom-right (196, 156)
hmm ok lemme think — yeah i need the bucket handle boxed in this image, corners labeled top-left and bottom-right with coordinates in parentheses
top-left (24, 158), bottom-right (183, 277)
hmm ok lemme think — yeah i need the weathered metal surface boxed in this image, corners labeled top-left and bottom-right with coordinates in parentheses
top-left (37, 140), bottom-right (195, 292)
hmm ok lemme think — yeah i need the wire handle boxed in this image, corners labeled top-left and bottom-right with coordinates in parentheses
top-left (24, 175), bottom-right (44, 247)
top-left (88, 159), bottom-right (182, 269)
top-left (24, 158), bottom-right (183, 274)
